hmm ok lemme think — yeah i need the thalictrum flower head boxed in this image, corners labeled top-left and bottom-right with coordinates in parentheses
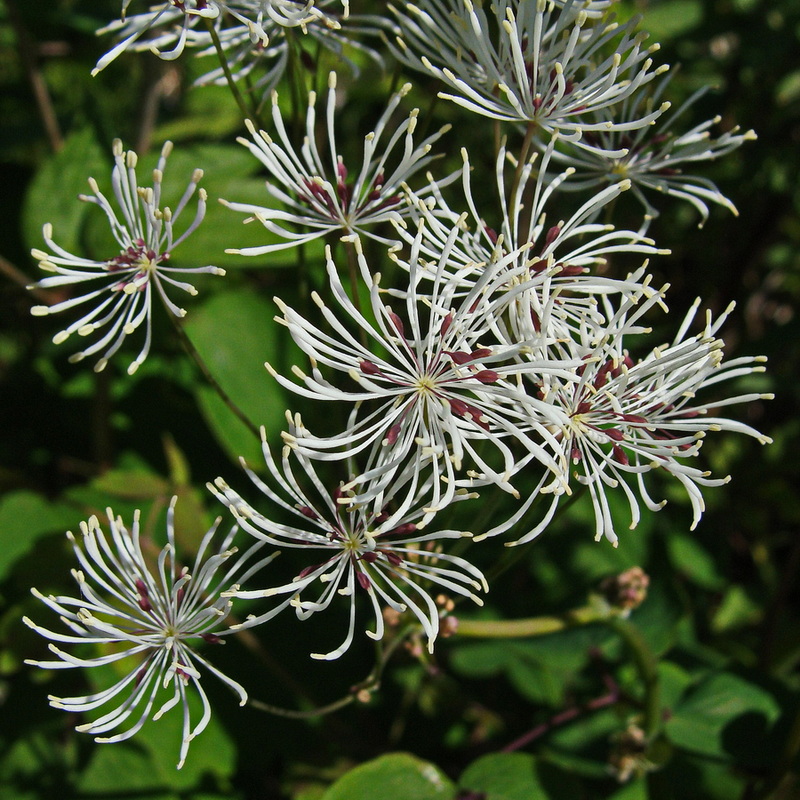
top-left (390, 0), bottom-right (669, 151)
top-left (24, 498), bottom-right (278, 768)
top-left (29, 139), bottom-right (224, 375)
top-left (478, 298), bottom-right (773, 546)
top-left (545, 74), bottom-right (757, 225)
top-left (266, 233), bottom-right (571, 511)
top-left (93, 0), bottom-right (347, 75)
top-left (209, 429), bottom-right (487, 660)
top-left (222, 72), bottom-right (455, 254)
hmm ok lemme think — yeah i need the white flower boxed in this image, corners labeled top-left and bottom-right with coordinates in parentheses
top-left (394, 137), bottom-right (666, 346)
top-left (222, 72), bottom-right (455, 255)
top-left (478, 299), bottom-right (773, 546)
top-left (93, 0), bottom-right (347, 75)
top-left (544, 75), bottom-right (758, 225)
top-left (390, 0), bottom-right (669, 149)
top-left (191, 9), bottom-right (387, 101)
top-left (23, 498), bottom-right (277, 768)
top-left (267, 233), bottom-right (571, 510)
top-left (29, 139), bottom-right (224, 375)
top-left (209, 430), bottom-right (487, 660)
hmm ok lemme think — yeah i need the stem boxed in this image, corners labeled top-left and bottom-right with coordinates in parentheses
top-left (246, 621), bottom-right (416, 719)
top-left (284, 29), bottom-right (308, 141)
top-left (248, 693), bottom-right (356, 720)
top-left (608, 616), bottom-right (661, 739)
top-left (6, 0), bottom-right (63, 152)
top-left (455, 604), bottom-right (602, 638)
top-left (508, 120), bottom-right (538, 227)
top-left (168, 313), bottom-right (260, 440)
top-left (204, 18), bottom-right (256, 125)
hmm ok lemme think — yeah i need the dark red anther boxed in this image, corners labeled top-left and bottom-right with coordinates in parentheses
top-left (545, 225), bottom-right (561, 247)
top-left (360, 551), bottom-right (378, 563)
top-left (533, 96), bottom-right (543, 111)
top-left (201, 633), bottom-right (222, 644)
top-left (530, 258), bottom-right (548, 274)
top-left (446, 347), bottom-right (491, 365)
top-left (571, 446), bottom-right (582, 462)
top-left (605, 428), bottom-right (625, 442)
top-left (388, 311), bottom-right (405, 337)
top-left (385, 423), bottom-right (402, 445)
top-left (356, 571), bottom-right (371, 591)
top-left (175, 586), bottom-right (185, 607)
top-left (472, 370), bottom-right (499, 384)
top-left (576, 401), bottom-right (592, 415)
top-left (484, 225), bottom-right (499, 245)
top-left (612, 444), bottom-right (629, 466)
top-left (135, 579), bottom-right (151, 612)
top-left (594, 360), bottom-right (614, 389)
top-left (385, 551), bottom-right (403, 567)
top-left (298, 564), bottom-right (321, 579)
top-left (621, 414), bottom-right (647, 423)
top-left (385, 523), bottom-right (417, 537)
top-left (657, 168), bottom-right (679, 176)
top-left (449, 398), bottom-right (490, 430)
top-left (337, 160), bottom-right (348, 183)
top-left (440, 312), bottom-right (454, 336)
top-left (360, 359), bottom-right (382, 376)
top-left (530, 309), bottom-right (541, 333)
top-left (297, 505), bottom-right (320, 520)
top-left (558, 264), bottom-right (584, 277)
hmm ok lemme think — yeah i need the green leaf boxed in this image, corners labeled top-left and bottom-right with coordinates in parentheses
top-left (666, 671), bottom-right (781, 760)
top-left (321, 753), bottom-right (454, 800)
top-left (184, 289), bottom-right (289, 463)
top-left (0, 491), bottom-right (74, 582)
top-left (91, 469), bottom-right (170, 501)
top-left (459, 753), bottom-right (549, 800)
top-left (22, 127), bottom-right (107, 254)
top-left (77, 742), bottom-right (178, 799)
top-left (641, 1), bottom-right (703, 41)
top-left (449, 626), bottom-right (609, 706)
top-left (665, 532), bottom-right (725, 590)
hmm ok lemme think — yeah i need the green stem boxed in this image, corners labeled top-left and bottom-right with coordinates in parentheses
top-left (248, 693), bottom-right (356, 719)
top-left (508, 120), bottom-right (538, 225)
top-left (168, 313), bottom-right (261, 440)
top-left (455, 604), bottom-right (602, 638)
top-left (247, 621), bottom-right (415, 719)
top-left (204, 18), bottom-right (256, 125)
top-left (608, 616), bottom-right (661, 739)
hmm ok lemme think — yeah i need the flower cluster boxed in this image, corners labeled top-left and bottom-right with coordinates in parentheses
top-left (24, 499), bottom-right (278, 767)
top-left (25, 0), bottom-right (770, 770)
top-left (30, 139), bottom-right (223, 375)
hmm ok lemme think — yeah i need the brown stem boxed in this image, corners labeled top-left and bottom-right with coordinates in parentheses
top-left (5, 0), bottom-right (63, 152)
top-left (168, 312), bottom-right (261, 440)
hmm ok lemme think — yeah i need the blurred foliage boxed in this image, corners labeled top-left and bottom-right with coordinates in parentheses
top-left (1, 0), bottom-right (799, 798)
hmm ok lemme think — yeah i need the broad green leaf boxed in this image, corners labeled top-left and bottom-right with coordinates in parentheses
top-left (77, 743), bottom-right (178, 799)
top-left (321, 753), bottom-right (454, 800)
top-left (22, 127), bottom-right (106, 255)
top-left (459, 753), bottom-right (549, 800)
top-left (666, 671), bottom-right (781, 760)
top-left (666, 532), bottom-right (725, 590)
top-left (450, 626), bottom-right (611, 706)
top-left (91, 469), bottom-right (170, 501)
top-left (640, 1), bottom-right (702, 40)
top-left (0, 491), bottom-right (74, 582)
top-left (136, 689), bottom-right (238, 790)
top-left (711, 585), bottom-right (762, 632)
top-left (185, 289), bottom-right (288, 463)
